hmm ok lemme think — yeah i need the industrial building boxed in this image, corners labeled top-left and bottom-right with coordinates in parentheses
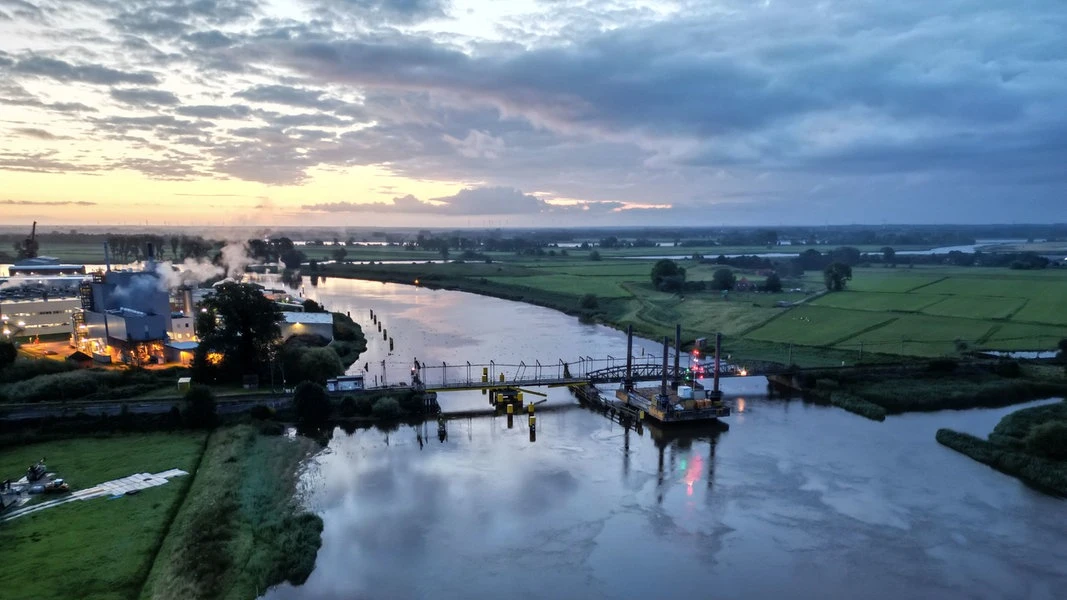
top-left (279, 312), bottom-right (334, 342)
top-left (7, 256), bottom-right (86, 276)
top-left (70, 245), bottom-right (209, 365)
top-left (0, 278), bottom-right (83, 340)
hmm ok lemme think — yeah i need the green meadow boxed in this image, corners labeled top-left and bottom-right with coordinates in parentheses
top-left (324, 258), bottom-right (1067, 364)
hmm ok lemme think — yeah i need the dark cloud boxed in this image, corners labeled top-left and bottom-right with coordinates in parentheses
top-left (234, 84), bottom-right (326, 108)
top-left (182, 29), bottom-right (235, 49)
top-left (110, 87), bottom-right (180, 106)
top-left (1, 0), bottom-right (1066, 222)
top-left (175, 104), bottom-right (252, 119)
top-left (11, 54), bottom-right (158, 85)
top-left (0, 0), bottom-right (45, 22)
top-left (303, 186), bottom-right (639, 215)
top-left (12, 127), bottom-right (62, 140)
top-left (310, 0), bottom-right (450, 24)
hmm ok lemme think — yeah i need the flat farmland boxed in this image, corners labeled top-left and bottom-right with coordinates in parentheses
top-left (810, 291), bottom-right (942, 313)
top-left (745, 305), bottom-right (896, 347)
top-left (486, 274), bottom-right (632, 298)
top-left (748, 267), bottom-right (1067, 356)
top-left (1012, 298), bottom-right (1067, 326)
top-left (983, 323), bottom-right (1067, 350)
top-left (840, 313), bottom-right (997, 357)
top-left (921, 295), bottom-right (1026, 320)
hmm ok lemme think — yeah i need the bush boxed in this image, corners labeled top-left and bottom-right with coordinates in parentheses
top-left (339, 396), bottom-right (357, 418)
top-left (372, 396), bottom-right (401, 420)
top-left (588, 250), bottom-right (602, 261)
top-left (994, 360), bottom-right (1022, 378)
top-left (354, 397), bottom-right (373, 416)
top-left (578, 294), bottom-right (599, 310)
top-left (927, 358), bottom-right (959, 373)
top-left (296, 347), bottom-right (345, 385)
top-left (0, 341), bottom-right (16, 369)
top-left (184, 384), bottom-right (217, 428)
top-left (830, 392), bottom-right (887, 421)
top-left (1025, 421), bottom-right (1067, 460)
top-left (293, 381), bottom-right (331, 425)
top-left (249, 404), bottom-right (275, 420)
top-left (0, 358), bottom-right (77, 384)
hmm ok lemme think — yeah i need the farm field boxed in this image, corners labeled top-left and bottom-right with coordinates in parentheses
top-left (326, 258), bottom-right (1067, 362)
top-left (748, 267), bottom-right (1067, 356)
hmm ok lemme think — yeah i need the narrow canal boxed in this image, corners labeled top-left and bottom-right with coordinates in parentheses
top-left (264, 277), bottom-right (1067, 600)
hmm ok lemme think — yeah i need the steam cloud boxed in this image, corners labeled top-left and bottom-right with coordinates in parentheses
top-left (153, 241), bottom-right (253, 290)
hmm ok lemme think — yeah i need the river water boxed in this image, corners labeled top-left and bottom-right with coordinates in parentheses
top-left (260, 277), bottom-right (1067, 600)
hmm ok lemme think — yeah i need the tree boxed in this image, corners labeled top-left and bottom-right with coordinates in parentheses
top-left (302, 299), bottom-right (326, 313)
top-left (197, 282), bottom-right (282, 380)
top-left (0, 341), bottom-right (16, 369)
top-left (296, 347), bottom-right (345, 385)
top-left (830, 246), bottom-right (862, 266)
top-left (712, 268), bottom-right (737, 291)
top-left (823, 262), bottom-right (853, 291)
top-left (650, 259), bottom-right (686, 291)
top-left (183, 385), bottom-right (217, 429)
top-left (280, 248), bottom-right (305, 270)
top-left (579, 294), bottom-right (599, 310)
top-left (293, 381), bottom-right (332, 425)
top-left (881, 246), bottom-right (896, 264)
top-left (763, 273), bottom-right (783, 293)
top-left (372, 396), bottom-right (401, 420)
top-left (589, 250), bottom-right (602, 261)
top-left (332, 247), bottom-right (347, 263)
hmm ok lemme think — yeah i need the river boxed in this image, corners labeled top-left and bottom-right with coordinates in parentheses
top-left (260, 277), bottom-right (1067, 600)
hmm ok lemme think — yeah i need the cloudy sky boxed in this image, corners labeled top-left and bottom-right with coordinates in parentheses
top-left (1, 0), bottom-right (1064, 227)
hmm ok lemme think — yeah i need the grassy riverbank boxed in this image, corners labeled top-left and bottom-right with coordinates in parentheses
top-left (937, 401), bottom-right (1067, 495)
top-left (0, 434), bottom-right (207, 600)
top-left (139, 426), bottom-right (322, 600)
top-left (803, 363), bottom-right (1067, 420)
top-left (0, 427), bottom-right (323, 600)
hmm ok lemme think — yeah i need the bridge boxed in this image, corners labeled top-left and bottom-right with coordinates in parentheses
top-left (409, 359), bottom-right (713, 392)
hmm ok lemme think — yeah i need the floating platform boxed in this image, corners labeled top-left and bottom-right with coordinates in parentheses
top-left (616, 386), bottom-right (730, 425)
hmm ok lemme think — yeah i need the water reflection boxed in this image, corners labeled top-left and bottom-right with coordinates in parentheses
top-left (262, 279), bottom-right (1067, 600)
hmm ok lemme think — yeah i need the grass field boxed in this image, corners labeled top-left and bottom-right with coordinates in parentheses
top-left (139, 426), bottom-right (321, 600)
top-left (0, 434), bottom-right (207, 600)
top-left (747, 267), bottom-right (1067, 357)
top-left (325, 258), bottom-right (1067, 364)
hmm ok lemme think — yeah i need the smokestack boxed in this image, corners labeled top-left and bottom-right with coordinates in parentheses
top-left (103, 242), bottom-right (111, 272)
top-left (625, 324), bottom-right (633, 391)
top-left (182, 287), bottom-right (194, 315)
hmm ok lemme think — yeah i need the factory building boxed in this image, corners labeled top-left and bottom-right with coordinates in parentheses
top-left (0, 279), bottom-right (83, 340)
top-left (279, 312), bottom-right (334, 342)
top-left (73, 267), bottom-right (173, 364)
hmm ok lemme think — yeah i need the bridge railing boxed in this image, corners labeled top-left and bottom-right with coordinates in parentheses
top-left (414, 355), bottom-right (668, 388)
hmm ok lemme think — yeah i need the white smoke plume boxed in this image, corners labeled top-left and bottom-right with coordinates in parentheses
top-left (0, 276), bottom-right (75, 292)
top-left (220, 241), bottom-right (253, 279)
top-left (152, 241), bottom-right (253, 290)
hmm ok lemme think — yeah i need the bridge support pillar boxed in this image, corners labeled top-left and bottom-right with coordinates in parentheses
top-left (673, 324), bottom-right (681, 388)
top-left (712, 332), bottom-right (723, 398)
top-left (658, 336), bottom-right (670, 408)
top-left (625, 325), bottom-right (634, 391)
